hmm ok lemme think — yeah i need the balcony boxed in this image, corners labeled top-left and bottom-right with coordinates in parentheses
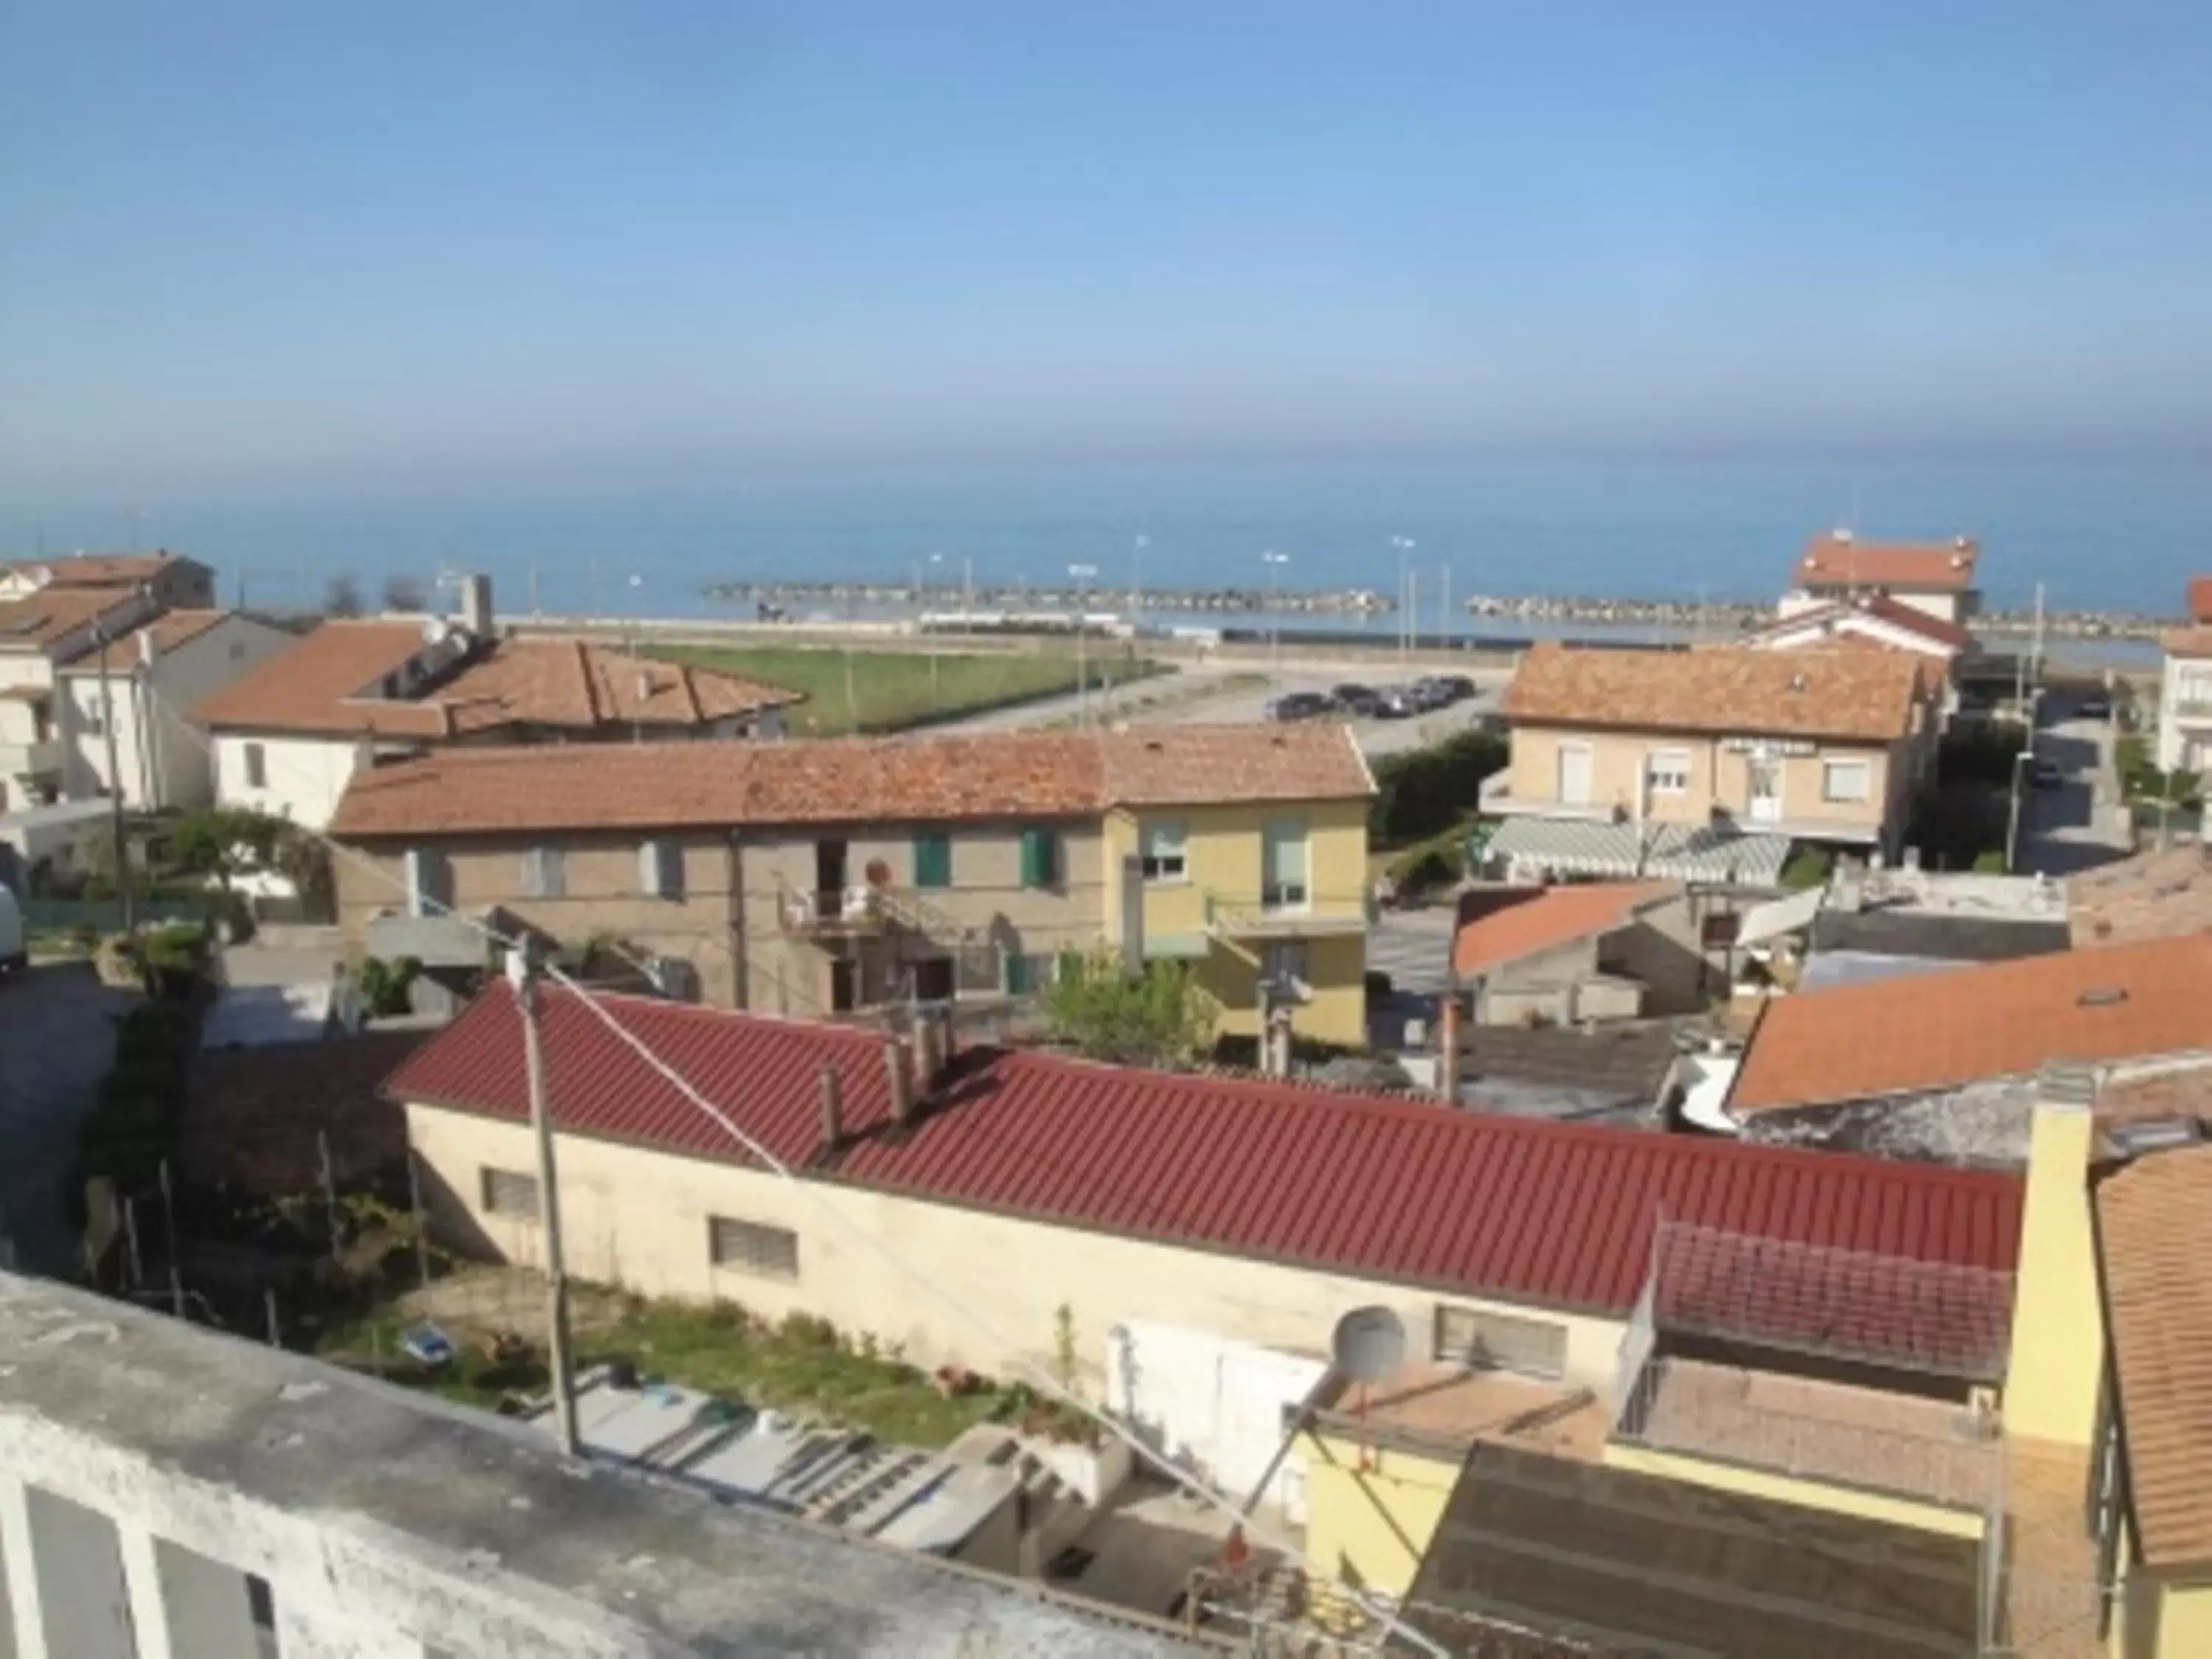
top-left (1614, 1355), bottom-right (2000, 1512)
top-left (1203, 888), bottom-right (1368, 939)
top-left (1477, 771), bottom-right (1612, 821)
top-left (364, 909), bottom-right (495, 969)
top-left (2168, 695), bottom-right (2212, 723)
top-left (776, 882), bottom-right (888, 939)
top-left (0, 736), bottom-right (62, 781)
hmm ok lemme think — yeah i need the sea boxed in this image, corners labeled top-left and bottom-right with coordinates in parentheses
top-left (10, 453), bottom-right (2208, 655)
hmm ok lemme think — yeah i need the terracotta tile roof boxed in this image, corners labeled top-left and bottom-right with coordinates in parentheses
top-left (2095, 1144), bottom-right (2212, 1567)
top-left (2068, 844), bottom-right (2212, 948)
top-left (2160, 625), bottom-right (2212, 659)
top-left (1728, 934), bottom-right (2212, 1115)
top-left (2188, 576), bottom-right (2212, 625)
top-left (327, 723), bottom-right (1372, 838)
top-left (1753, 594), bottom-right (1972, 653)
top-left (53, 608), bottom-right (232, 669)
top-left (386, 987), bottom-right (2024, 1316)
top-left (1793, 532), bottom-right (1978, 591)
top-left (192, 622), bottom-right (799, 740)
top-left (1, 551), bottom-right (192, 589)
top-left (0, 587), bottom-right (153, 652)
top-left (1453, 882), bottom-right (1674, 978)
top-left (1500, 641), bottom-right (1924, 742)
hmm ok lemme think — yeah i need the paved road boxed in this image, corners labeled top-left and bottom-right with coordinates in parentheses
top-left (2017, 693), bottom-right (2135, 878)
top-left (0, 962), bottom-right (136, 1277)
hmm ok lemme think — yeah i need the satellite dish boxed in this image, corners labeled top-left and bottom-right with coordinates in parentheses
top-left (1331, 1306), bottom-right (1406, 1384)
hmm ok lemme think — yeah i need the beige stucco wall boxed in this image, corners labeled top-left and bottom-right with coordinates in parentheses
top-left (338, 832), bottom-right (742, 1005)
top-left (404, 1103), bottom-right (1632, 1398)
top-left (733, 820), bottom-right (1106, 1017)
top-left (1506, 723), bottom-right (1906, 842)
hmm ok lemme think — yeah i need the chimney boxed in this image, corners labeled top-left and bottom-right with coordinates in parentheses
top-left (137, 627), bottom-right (157, 669)
top-left (1437, 992), bottom-right (1461, 1105)
top-left (912, 1006), bottom-right (945, 1093)
top-left (461, 573), bottom-right (495, 639)
top-left (2003, 1060), bottom-right (2104, 1450)
top-left (816, 1062), bottom-right (844, 1152)
top-left (883, 1036), bottom-right (914, 1127)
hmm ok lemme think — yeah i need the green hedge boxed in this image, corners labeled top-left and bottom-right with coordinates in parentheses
top-left (1370, 730), bottom-right (1508, 848)
top-left (77, 1000), bottom-right (204, 1198)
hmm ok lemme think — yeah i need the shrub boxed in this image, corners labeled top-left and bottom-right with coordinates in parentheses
top-left (1972, 849), bottom-right (2010, 874)
top-left (1369, 730), bottom-right (1507, 848)
top-left (355, 956), bottom-right (422, 1018)
top-left (1779, 846), bottom-right (1834, 891)
top-left (1042, 949), bottom-right (1218, 1068)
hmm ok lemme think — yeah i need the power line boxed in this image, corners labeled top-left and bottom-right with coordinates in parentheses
top-left (136, 681), bottom-right (1452, 1659)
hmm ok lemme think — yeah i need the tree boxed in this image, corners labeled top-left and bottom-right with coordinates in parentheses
top-left (381, 573), bottom-right (428, 613)
top-left (1040, 949), bottom-right (1217, 1068)
top-left (324, 573), bottom-right (364, 617)
top-left (168, 807), bottom-right (283, 892)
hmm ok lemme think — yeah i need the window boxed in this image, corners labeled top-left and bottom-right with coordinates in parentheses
top-left (81, 704), bottom-right (105, 737)
top-left (640, 838), bottom-right (684, 900)
top-left (403, 846), bottom-right (451, 918)
top-left (913, 831), bottom-right (953, 889)
top-left (1139, 821), bottom-right (1187, 883)
top-left (1261, 818), bottom-right (1308, 909)
top-left (1019, 826), bottom-right (1060, 889)
top-left (521, 845), bottom-right (567, 898)
top-left (480, 1167), bottom-right (539, 1216)
top-left (709, 1215), bottom-right (800, 1279)
top-left (1262, 939), bottom-right (1309, 990)
top-left (1433, 1304), bottom-right (1568, 1380)
top-left (243, 742), bottom-right (267, 789)
top-left (1003, 950), bottom-right (1055, 996)
top-left (1644, 748), bottom-right (1691, 795)
top-left (1821, 758), bottom-right (1872, 804)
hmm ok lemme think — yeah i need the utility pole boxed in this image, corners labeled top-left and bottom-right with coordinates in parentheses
top-left (95, 622), bottom-right (135, 931)
top-left (510, 945), bottom-right (580, 1459)
top-left (1069, 563), bottom-right (1097, 726)
top-left (1408, 570), bottom-right (1420, 655)
top-left (1440, 564), bottom-right (1452, 648)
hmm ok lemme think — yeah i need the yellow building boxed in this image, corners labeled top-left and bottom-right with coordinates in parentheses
top-left (330, 720), bottom-right (1377, 1047)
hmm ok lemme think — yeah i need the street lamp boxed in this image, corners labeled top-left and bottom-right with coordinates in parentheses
top-left (1069, 563), bottom-right (1098, 726)
top-left (1132, 534), bottom-right (1148, 630)
top-left (1391, 536), bottom-right (1416, 657)
top-left (1263, 550), bottom-right (1290, 684)
top-left (925, 553), bottom-right (944, 698)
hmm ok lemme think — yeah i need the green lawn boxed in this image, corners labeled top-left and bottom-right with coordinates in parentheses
top-left (652, 641), bottom-right (1159, 737)
top-left (316, 1290), bottom-right (1057, 1448)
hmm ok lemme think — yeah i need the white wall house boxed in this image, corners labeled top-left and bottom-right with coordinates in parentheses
top-left (2158, 635), bottom-right (2212, 774)
top-left (59, 613), bottom-right (296, 811)
top-left (209, 731), bottom-right (382, 830)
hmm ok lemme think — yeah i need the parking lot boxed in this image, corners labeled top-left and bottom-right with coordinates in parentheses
top-left (1166, 664), bottom-right (1508, 757)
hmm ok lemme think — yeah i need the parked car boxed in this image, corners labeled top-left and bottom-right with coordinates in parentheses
top-left (1267, 691), bottom-right (1332, 723)
top-left (1433, 673), bottom-right (1478, 701)
top-left (1330, 681), bottom-right (1383, 715)
top-left (2078, 695), bottom-right (2112, 720)
top-left (1408, 678), bottom-right (1455, 711)
top-left (1374, 686), bottom-right (1422, 718)
top-left (2031, 757), bottom-right (2065, 790)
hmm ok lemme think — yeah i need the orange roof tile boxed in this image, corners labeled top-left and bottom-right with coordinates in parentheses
top-left (2188, 576), bottom-right (2212, 625)
top-left (192, 622), bottom-right (799, 740)
top-left (1501, 641), bottom-right (1924, 742)
top-left (327, 722), bottom-right (1373, 838)
top-left (1751, 594), bottom-right (1972, 653)
top-left (2160, 625), bottom-right (2212, 658)
top-left (1453, 882), bottom-right (1674, 978)
top-left (1793, 532), bottom-right (1978, 591)
top-left (54, 608), bottom-right (234, 669)
top-left (2096, 1144), bottom-right (2212, 1567)
top-left (0, 587), bottom-right (154, 652)
top-left (1, 551), bottom-right (198, 590)
top-left (1728, 935), bottom-right (2212, 1114)
top-left (2070, 844), bottom-right (2212, 948)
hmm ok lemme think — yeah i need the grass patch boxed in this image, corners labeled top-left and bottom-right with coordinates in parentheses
top-left (316, 1290), bottom-right (1040, 1448)
top-left (650, 642), bottom-right (1161, 737)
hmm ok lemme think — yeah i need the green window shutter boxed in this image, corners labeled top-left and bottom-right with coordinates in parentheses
top-left (1020, 827), bottom-right (1059, 888)
top-left (914, 832), bottom-right (952, 889)
top-left (1004, 951), bottom-right (1029, 995)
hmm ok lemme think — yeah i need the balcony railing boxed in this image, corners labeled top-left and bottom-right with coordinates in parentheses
top-left (0, 737), bottom-right (62, 779)
top-left (2170, 696), bottom-right (2212, 720)
top-left (365, 911), bottom-right (495, 970)
top-left (776, 883), bottom-right (887, 937)
top-left (1614, 1355), bottom-right (2000, 1512)
top-left (1203, 889), bottom-right (1368, 938)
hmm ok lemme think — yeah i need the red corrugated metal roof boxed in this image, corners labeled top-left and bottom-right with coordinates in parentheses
top-left (384, 988), bottom-right (2025, 1316)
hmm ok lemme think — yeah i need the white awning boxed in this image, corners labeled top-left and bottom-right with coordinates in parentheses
top-left (1736, 885), bottom-right (1824, 946)
top-left (1486, 818), bottom-right (1792, 887)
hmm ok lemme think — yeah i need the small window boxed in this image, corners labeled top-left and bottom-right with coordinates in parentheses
top-left (1262, 818), bottom-right (1308, 910)
top-left (81, 704), bottom-right (105, 737)
top-left (481, 1167), bottom-right (539, 1216)
top-left (640, 838), bottom-right (684, 900)
top-left (1003, 950), bottom-right (1055, 996)
top-left (1821, 759), bottom-right (1872, 804)
top-left (1140, 821), bottom-right (1187, 882)
top-left (403, 846), bottom-right (451, 918)
top-left (1434, 1304), bottom-right (1568, 1380)
top-left (1019, 827), bottom-right (1060, 889)
top-left (1644, 748), bottom-right (1691, 795)
top-left (1262, 939), bottom-right (1309, 990)
top-left (521, 845), bottom-right (567, 898)
top-left (913, 831), bottom-right (953, 890)
top-left (243, 742), bottom-right (267, 789)
top-left (708, 1215), bottom-right (799, 1279)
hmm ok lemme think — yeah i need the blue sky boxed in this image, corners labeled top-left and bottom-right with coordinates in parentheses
top-left (4, 1), bottom-right (2211, 497)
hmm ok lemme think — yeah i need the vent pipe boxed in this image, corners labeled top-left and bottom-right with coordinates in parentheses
top-left (883, 1037), bottom-right (914, 1127)
top-left (1437, 992), bottom-right (1461, 1105)
top-left (816, 1062), bottom-right (844, 1152)
top-left (912, 1006), bottom-right (945, 1093)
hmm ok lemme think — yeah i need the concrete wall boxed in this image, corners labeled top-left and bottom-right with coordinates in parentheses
top-left (213, 731), bottom-right (369, 828)
top-left (2115, 1569), bottom-right (2212, 1659)
top-left (403, 1103), bottom-right (1632, 1399)
top-left (2004, 1090), bottom-right (2104, 1449)
top-left (58, 615), bottom-right (294, 810)
top-left (338, 832), bottom-right (741, 1005)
